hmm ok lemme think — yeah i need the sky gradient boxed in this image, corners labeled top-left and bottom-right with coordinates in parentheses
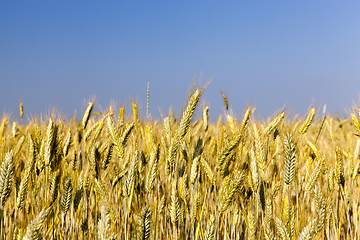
top-left (1, 1), bottom-right (360, 122)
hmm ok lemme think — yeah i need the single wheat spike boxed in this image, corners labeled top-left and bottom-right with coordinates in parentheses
top-left (226, 114), bottom-right (236, 135)
top-left (219, 170), bottom-right (245, 212)
top-left (262, 112), bottom-right (285, 137)
top-left (0, 116), bottom-right (9, 141)
top-left (87, 116), bottom-right (106, 151)
top-left (281, 186), bottom-right (292, 237)
top-left (169, 181), bottom-right (180, 226)
top-left (103, 143), bottom-right (113, 170)
top-left (351, 113), bottom-right (360, 136)
top-left (190, 140), bottom-right (202, 184)
top-left (305, 157), bottom-right (323, 191)
top-left (48, 170), bottom-right (61, 204)
top-left (221, 91), bottom-right (229, 111)
top-left (60, 178), bottom-right (73, 213)
top-left (16, 134), bottom-right (36, 210)
top-left (165, 137), bottom-right (179, 176)
top-left (0, 150), bottom-right (14, 206)
top-left (265, 198), bottom-right (273, 236)
top-left (97, 206), bottom-right (116, 240)
top-left (132, 101), bottom-right (139, 130)
top-left (204, 214), bottom-right (215, 240)
top-left (106, 114), bottom-right (124, 159)
top-left (232, 203), bottom-right (239, 226)
top-left (299, 107), bottom-right (316, 135)
top-left (203, 106), bottom-right (209, 132)
top-left (247, 211), bottom-right (256, 240)
top-left (63, 129), bottom-right (72, 157)
top-left (314, 186), bottom-right (326, 233)
top-left (145, 145), bottom-right (159, 192)
top-left (298, 221), bottom-right (313, 240)
top-left (146, 82), bottom-right (150, 119)
top-left (163, 117), bottom-right (171, 144)
top-left (283, 133), bottom-right (296, 185)
top-left (200, 154), bottom-right (215, 185)
top-left (124, 150), bottom-right (138, 197)
top-left (190, 192), bottom-right (201, 222)
top-left (306, 140), bottom-right (320, 159)
top-left (178, 89), bottom-right (202, 139)
top-left (315, 116), bottom-right (326, 143)
top-left (157, 195), bottom-right (166, 215)
top-left (179, 173), bottom-right (188, 202)
top-left (22, 206), bottom-right (51, 240)
top-left (145, 125), bottom-right (155, 147)
top-left (117, 106), bottom-right (125, 129)
top-left (19, 101), bottom-right (23, 119)
top-left (335, 146), bottom-right (344, 186)
top-left (12, 122), bottom-right (18, 138)
top-left (274, 217), bottom-right (290, 240)
top-left (13, 135), bottom-right (25, 158)
top-left (240, 106), bottom-right (251, 134)
top-left (82, 101), bottom-right (94, 130)
top-left (137, 206), bottom-right (151, 240)
top-left (253, 125), bottom-right (265, 176)
top-left (89, 143), bottom-right (100, 180)
top-left (121, 121), bottom-right (135, 146)
top-left (264, 230), bottom-right (275, 240)
top-left (44, 119), bottom-right (56, 166)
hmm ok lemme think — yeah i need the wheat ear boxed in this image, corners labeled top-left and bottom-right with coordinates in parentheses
top-left (82, 101), bottom-right (94, 130)
top-left (106, 114), bottom-right (124, 159)
top-left (44, 119), bottom-right (56, 166)
top-left (262, 112), bottom-right (285, 137)
top-left (22, 206), bottom-right (51, 240)
top-left (145, 145), bottom-right (159, 192)
top-left (204, 214), bottom-right (215, 240)
top-left (137, 206), bottom-right (151, 240)
top-left (0, 151), bottom-right (14, 207)
top-left (283, 133), bottom-right (296, 185)
top-left (203, 106), bottom-right (209, 132)
top-left (60, 178), bottom-right (73, 213)
top-left (305, 157), bottom-right (323, 191)
top-left (17, 134), bottom-right (36, 210)
top-left (299, 107), bottom-right (316, 135)
top-left (221, 91), bottom-right (229, 111)
top-left (170, 181), bottom-right (180, 226)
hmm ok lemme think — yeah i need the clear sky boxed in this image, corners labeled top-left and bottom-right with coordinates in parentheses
top-left (1, 1), bottom-right (360, 121)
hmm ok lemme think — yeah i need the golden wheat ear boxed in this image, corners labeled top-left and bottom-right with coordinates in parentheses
top-left (22, 206), bottom-right (51, 240)
top-left (283, 133), bottom-right (296, 185)
top-left (97, 206), bottom-right (117, 240)
top-left (145, 145), bottom-right (159, 193)
top-left (262, 111), bottom-right (285, 137)
top-left (204, 214), bottom-right (215, 240)
top-left (299, 107), bottom-right (316, 135)
top-left (82, 101), bottom-right (94, 131)
top-left (0, 151), bottom-right (14, 206)
top-left (137, 206), bottom-right (151, 240)
top-left (60, 178), bottom-right (73, 213)
top-left (169, 181), bottom-right (180, 226)
top-left (221, 91), bottom-right (229, 111)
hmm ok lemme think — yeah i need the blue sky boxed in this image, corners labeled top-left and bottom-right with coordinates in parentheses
top-left (1, 1), bottom-right (360, 121)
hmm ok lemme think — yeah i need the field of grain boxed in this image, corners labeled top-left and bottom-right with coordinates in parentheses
top-left (1, 85), bottom-right (360, 239)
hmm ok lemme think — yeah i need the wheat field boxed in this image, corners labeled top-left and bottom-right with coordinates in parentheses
top-left (1, 84), bottom-right (360, 239)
